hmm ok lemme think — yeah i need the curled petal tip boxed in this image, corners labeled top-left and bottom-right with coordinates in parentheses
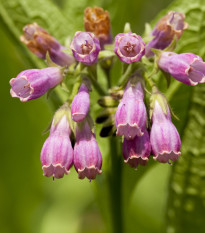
top-left (78, 166), bottom-right (102, 180)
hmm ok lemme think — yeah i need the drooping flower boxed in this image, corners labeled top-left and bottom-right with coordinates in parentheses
top-left (157, 51), bottom-right (205, 85)
top-left (145, 11), bottom-right (188, 57)
top-left (115, 79), bottom-right (147, 139)
top-left (84, 6), bottom-right (112, 49)
top-left (20, 23), bottom-right (75, 66)
top-left (150, 100), bottom-right (181, 163)
top-left (74, 121), bottom-right (102, 180)
top-left (122, 128), bottom-right (151, 168)
top-left (70, 31), bottom-right (101, 65)
top-left (71, 83), bottom-right (90, 122)
top-left (40, 104), bottom-right (74, 179)
top-left (114, 33), bottom-right (145, 64)
top-left (10, 67), bottom-right (63, 102)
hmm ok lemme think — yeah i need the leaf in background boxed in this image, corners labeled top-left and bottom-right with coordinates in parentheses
top-left (0, 0), bottom-right (80, 107)
top-left (150, 0), bottom-right (205, 232)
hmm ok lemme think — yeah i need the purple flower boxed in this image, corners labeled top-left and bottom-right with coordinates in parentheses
top-left (41, 108), bottom-right (74, 179)
top-left (71, 83), bottom-right (90, 122)
top-left (10, 67), bottom-right (63, 102)
top-left (122, 129), bottom-right (151, 168)
top-left (20, 23), bottom-right (75, 66)
top-left (115, 80), bottom-right (147, 139)
top-left (70, 31), bottom-right (100, 65)
top-left (74, 121), bottom-right (102, 180)
top-left (114, 33), bottom-right (145, 63)
top-left (145, 11), bottom-right (188, 57)
top-left (150, 100), bottom-right (181, 163)
top-left (157, 52), bottom-right (205, 85)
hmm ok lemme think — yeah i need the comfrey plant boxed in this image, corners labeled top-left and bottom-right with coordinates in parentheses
top-left (9, 7), bottom-right (205, 180)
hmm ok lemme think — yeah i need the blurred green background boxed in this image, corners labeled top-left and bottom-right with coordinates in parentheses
top-left (1, 0), bottom-right (205, 233)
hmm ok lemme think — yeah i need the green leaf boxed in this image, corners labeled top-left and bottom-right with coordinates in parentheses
top-left (150, 0), bottom-right (205, 232)
top-left (0, 0), bottom-right (79, 107)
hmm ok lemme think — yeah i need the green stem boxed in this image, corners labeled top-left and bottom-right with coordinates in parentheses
top-left (89, 73), bottom-right (107, 96)
top-left (118, 63), bottom-right (134, 86)
top-left (144, 73), bottom-right (156, 89)
top-left (104, 68), bottom-right (111, 89)
top-left (108, 137), bottom-right (123, 233)
top-left (165, 81), bottom-right (182, 101)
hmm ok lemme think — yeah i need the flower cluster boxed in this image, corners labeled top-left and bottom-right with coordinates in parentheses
top-left (9, 7), bottom-right (205, 180)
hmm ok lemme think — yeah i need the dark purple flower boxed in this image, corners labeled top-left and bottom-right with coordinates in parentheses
top-left (20, 23), bottom-right (75, 66)
top-left (145, 11), bottom-right (188, 57)
top-left (10, 67), bottom-right (63, 102)
top-left (158, 52), bottom-right (205, 85)
top-left (114, 33), bottom-right (145, 63)
top-left (74, 121), bottom-right (102, 180)
top-left (123, 128), bottom-right (151, 168)
top-left (41, 106), bottom-right (74, 179)
top-left (150, 100), bottom-right (181, 163)
top-left (71, 83), bottom-right (90, 122)
top-left (70, 31), bottom-right (101, 65)
top-left (115, 80), bottom-right (147, 139)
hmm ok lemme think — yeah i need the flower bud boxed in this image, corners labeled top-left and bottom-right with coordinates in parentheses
top-left (122, 129), bottom-right (151, 168)
top-left (114, 33), bottom-right (145, 64)
top-left (150, 100), bottom-right (181, 163)
top-left (20, 23), bottom-right (75, 66)
top-left (70, 31), bottom-right (100, 65)
top-left (157, 52), bottom-right (205, 85)
top-left (41, 105), bottom-right (74, 179)
top-left (84, 7), bottom-right (112, 49)
top-left (115, 79), bottom-right (147, 139)
top-left (74, 121), bottom-right (102, 180)
top-left (71, 83), bottom-right (90, 122)
top-left (145, 11), bottom-right (188, 57)
top-left (10, 67), bottom-right (63, 102)
top-left (98, 96), bottom-right (119, 108)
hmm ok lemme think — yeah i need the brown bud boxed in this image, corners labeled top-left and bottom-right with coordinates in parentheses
top-left (20, 23), bottom-right (60, 59)
top-left (145, 11), bottom-right (188, 57)
top-left (84, 7), bottom-right (112, 48)
top-left (155, 11), bottom-right (188, 41)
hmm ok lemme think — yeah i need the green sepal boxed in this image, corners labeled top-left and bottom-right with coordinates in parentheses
top-left (143, 35), bottom-right (155, 44)
top-left (161, 70), bottom-right (171, 88)
top-left (124, 22), bottom-right (132, 33)
top-left (60, 81), bottom-right (70, 93)
top-left (104, 44), bottom-right (115, 51)
top-left (164, 36), bottom-right (177, 52)
top-left (64, 36), bottom-right (72, 49)
top-left (98, 96), bottom-right (119, 108)
top-left (42, 120), bottom-right (52, 135)
top-left (76, 114), bottom-right (95, 135)
top-left (96, 108), bottom-right (117, 124)
top-left (45, 51), bottom-right (58, 67)
top-left (151, 48), bottom-right (163, 58)
top-left (46, 86), bottom-right (55, 99)
top-left (98, 50), bottom-right (115, 60)
top-left (143, 23), bottom-right (153, 37)
top-left (52, 102), bottom-right (75, 134)
top-left (149, 87), bottom-right (169, 119)
top-left (68, 76), bottom-right (82, 103)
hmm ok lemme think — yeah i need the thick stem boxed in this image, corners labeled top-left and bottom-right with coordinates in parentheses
top-left (108, 137), bottom-right (123, 233)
